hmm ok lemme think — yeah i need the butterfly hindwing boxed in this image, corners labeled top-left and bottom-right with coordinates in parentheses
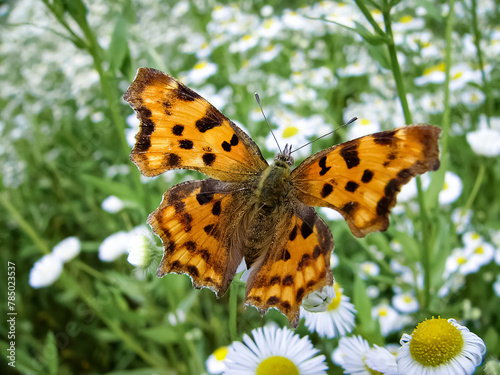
top-left (124, 68), bottom-right (268, 181)
top-left (291, 125), bottom-right (441, 237)
top-left (245, 203), bottom-right (334, 327)
top-left (149, 179), bottom-right (250, 296)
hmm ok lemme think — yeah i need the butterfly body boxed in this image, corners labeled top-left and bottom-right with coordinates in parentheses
top-left (124, 67), bottom-right (441, 327)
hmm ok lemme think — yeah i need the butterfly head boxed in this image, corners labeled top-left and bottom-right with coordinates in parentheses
top-left (274, 144), bottom-right (294, 167)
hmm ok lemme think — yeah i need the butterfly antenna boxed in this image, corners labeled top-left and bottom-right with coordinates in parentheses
top-left (291, 117), bottom-right (358, 154)
top-left (255, 93), bottom-right (282, 154)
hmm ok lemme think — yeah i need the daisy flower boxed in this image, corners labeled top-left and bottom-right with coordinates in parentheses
top-left (493, 274), bottom-right (500, 297)
top-left (127, 231), bottom-right (156, 269)
top-left (301, 284), bottom-right (356, 338)
top-left (365, 345), bottom-right (397, 375)
top-left (438, 171), bottom-right (463, 205)
top-left (397, 317), bottom-right (486, 374)
top-left (333, 335), bottom-right (371, 373)
top-left (52, 236), bottom-right (81, 263)
top-left (372, 304), bottom-right (405, 337)
top-left (359, 261), bottom-right (380, 280)
top-left (415, 62), bottom-right (446, 86)
top-left (223, 325), bottom-right (328, 374)
top-left (102, 195), bottom-right (125, 213)
top-left (466, 125), bottom-right (500, 157)
top-left (206, 346), bottom-right (229, 374)
top-left (392, 292), bottom-right (419, 313)
top-left (184, 60), bottom-right (217, 85)
top-left (29, 253), bottom-right (64, 289)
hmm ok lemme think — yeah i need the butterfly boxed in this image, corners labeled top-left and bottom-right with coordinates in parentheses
top-left (124, 67), bottom-right (441, 327)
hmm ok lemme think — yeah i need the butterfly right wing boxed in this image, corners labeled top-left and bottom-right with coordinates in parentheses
top-left (149, 179), bottom-right (251, 296)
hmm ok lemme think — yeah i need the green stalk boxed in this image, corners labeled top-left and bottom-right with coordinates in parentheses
top-left (0, 193), bottom-right (49, 254)
top-left (471, 0), bottom-right (493, 120)
top-left (229, 280), bottom-right (238, 340)
top-left (463, 163), bottom-right (486, 212)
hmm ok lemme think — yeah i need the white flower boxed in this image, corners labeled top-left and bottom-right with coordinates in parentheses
top-left (127, 233), bottom-right (155, 268)
top-left (365, 345), bottom-right (397, 375)
top-left (452, 208), bottom-right (472, 234)
top-left (29, 253), bottom-right (64, 289)
top-left (439, 171), bottom-right (462, 205)
top-left (465, 242), bottom-right (495, 268)
top-left (366, 285), bottom-right (380, 298)
top-left (102, 195), bottom-right (125, 213)
top-left (415, 63), bottom-right (446, 86)
top-left (393, 15), bottom-right (425, 32)
top-left (184, 60), bottom-right (217, 85)
top-left (333, 335), bottom-right (371, 373)
top-left (229, 34), bottom-right (259, 53)
top-left (51, 237), bottom-right (80, 263)
top-left (449, 63), bottom-right (482, 91)
top-left (461, 88), bottom-right (486, 108)
top-left (397, 318), bottom-right (486, 375)
top-left (319, 207), bottom-right (344, 221)
top-left (392, 292), bottom-right (419, 313)
top-left (301, 284), bottom-right (356, 338)
top-left (372, 304), bottom-right (405, 337)
top-left (99, 231), bottom-right (131, 261)
top-left (206, 346), bottom-right (228, 374)
top-left (463, 231), bottom-right (483, 249)
top-left (258, 43), bottom-right (282, 62)
top-left (359, 261), bottom-right (380, 279)
top-left (347, 117), bottom-right (381, 140)
top-left (223, 325), bottom-right (328, 374)
top-left (330, 252), bottom-right (339, 268)
top-left (494, 274), bottom-right (500, 297)
top-left (466, 126), bottom-right (500, 157)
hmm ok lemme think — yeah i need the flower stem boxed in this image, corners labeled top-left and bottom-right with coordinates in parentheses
top-left (0, 192), bottom-right (49, 254)
top-left (229, 280), bottom-right (239, 340)
top-left (464, 163), bottom-right (486, 213)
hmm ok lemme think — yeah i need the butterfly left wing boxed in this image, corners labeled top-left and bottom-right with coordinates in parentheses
top-left (124, 68), bottom-right (268, 181)
top-left (291, 125), bottom-right (441, 237)
top-left (245, 203), bottom-right (333, 327)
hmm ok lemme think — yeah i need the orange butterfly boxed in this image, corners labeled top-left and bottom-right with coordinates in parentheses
top-left (124, 68), bottom-right (440, 327)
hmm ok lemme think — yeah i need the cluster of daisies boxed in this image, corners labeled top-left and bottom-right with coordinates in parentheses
top-left (205, 318), bottom-right (486, 375)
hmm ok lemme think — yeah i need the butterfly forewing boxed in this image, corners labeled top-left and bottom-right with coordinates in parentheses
top-left (291, 125), bottom-right (441, 237)
top-left (124, 68), bottom-right (268, 181)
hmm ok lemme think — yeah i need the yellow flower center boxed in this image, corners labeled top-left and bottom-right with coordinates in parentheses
top-left (243, 34), bottom-right (252, 41)
top-left (264, 19), bottom-right (274, 29)
top-left (327, 283), bottom-right (342, 311)
top-left (423, 62), bottom-right (446, 75)
top-left (282, 126), bottom-right (299, 138)
top-left (474, 246), bottom-right (484, 255)
top-left (194, 61), bottom-right (208, 70)
top-left (453, 71), bottom-right (463, 80)
top-left (457, 256), bottom-right (467, 265)
top-left (409, 318), bottom-right (464, 367)
top-left (371, 9), bottom-right (382, 16)
top-left (214, 346), bottom-right (228, 361)
top-left (403, 295), bottom-right (413, 303)
top-left (264, 44), bottom-right (275, 52)
top-left (256, 356), bottom-right (299, 375)
top-left (360, 118), bottom-right (371, 126)
top-left (471, 93), bottom-right (479, 101)
top-left (400, 15), bottom-right (413, 23)
top-left (443, 181), bottom-right (449, 190)
top-left (378, 307), bottom-right (388, 317)
top-left (471, 233), bottom-right (480, 240)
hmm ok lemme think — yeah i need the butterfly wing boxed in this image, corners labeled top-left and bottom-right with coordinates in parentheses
top-left (245, 202), bottom-right (333, 327)
top-left (291, 125), bottom-right (441, 237)
top-left (124, 68), bottom-right (268, 181)
top-left (149, 179), bottom-right (253, 296)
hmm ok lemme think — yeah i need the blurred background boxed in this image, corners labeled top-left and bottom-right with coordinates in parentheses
top-left (1, 0), bottom-right (499, 374)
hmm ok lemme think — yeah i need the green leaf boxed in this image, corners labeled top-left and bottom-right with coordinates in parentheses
top-left (353, 21), bottom-right (386, 45)
top-left (81, 174), bottom-right (138, 203)
top-left (389, 229), bottom-right (420, 263)
top-left (139, 325), bottom-right (179, 344)
top-left (108, 16), bottom-right (129, 72)
top-left (63, 0), bottom-right (88, 29)
top-left (366, 43), bottom-right (391, 70)
top-left (105, 369), bottom-right (175, 375)
top-left (43, 332), bottom-right (59, 375)
top-left (353, 275), bottom-right (373, 332)
top-left (425, 164), bottom-right (446, 212)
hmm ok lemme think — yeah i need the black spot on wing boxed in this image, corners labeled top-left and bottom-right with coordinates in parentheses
top-left (164, 153), bottom-right (181, 167)
top-left (300, 210), bottom-right (316, 239)
top-left (361, 169), bottom-right (373, 183)
top-left (376, 196), bottom-right (391, 216)
top-left (345, 181), bottom-right (359, 192)
top-left (202, 153), bottom-right (216, 166)
top-left (289, 226), bottom-right (298, 241)
top-left (179, 139), bottom-right (194, 149)
top-left (340, 140), bottom-right (360, 169)
top-left (267, 296), bottom-right (279, 305)
top-left (163, 101), bottom-right (172, 116)
top-left (195, 107), bottom-right (223, 133)
top-left (321, 183), bottom-right (333, 198)
top-left (342, 201), bottom-right (359, 215)
top-left (318, 156), bottom-right (331, 176)
top-left (221, 141), bottom-right (231, 152)
top-left (187, 265), bottom-right (199, 277)
top-left (176, 83), bottom-right (202, 102)
top-left (196, 192), bottom-right (214, 205)
top-left (282, 275), bottom-right (294, 286)
top-left (373, 130), bottom-right (397, 145)
top-left (212, 201), bottom-right (221, 216)
top-left (230, 134), bottom-right (239, 146)
top-left (172, 124), bottom-right (184, 136)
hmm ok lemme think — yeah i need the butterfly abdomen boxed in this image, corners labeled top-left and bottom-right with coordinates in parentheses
top-left (256, 160), bottom-right (292, 207)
